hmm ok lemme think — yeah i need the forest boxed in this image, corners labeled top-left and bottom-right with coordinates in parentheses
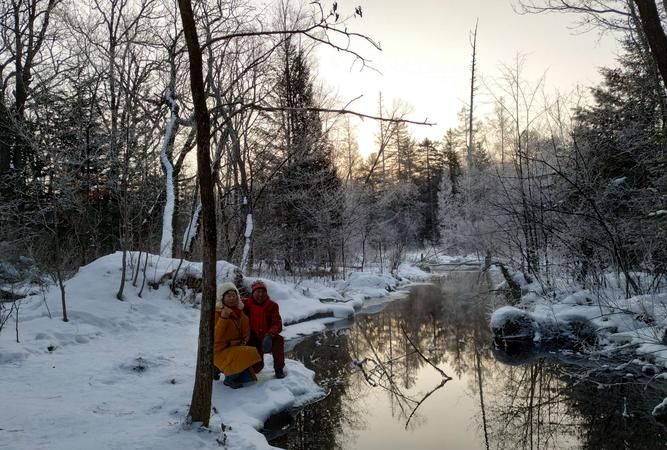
top-left (1, 0), bottom-right (667, 446)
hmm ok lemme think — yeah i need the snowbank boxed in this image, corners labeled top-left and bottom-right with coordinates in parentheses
top-left (490, 271), bottom-right (667, 370)
top-left (0, 252), bottom-right (429, 450)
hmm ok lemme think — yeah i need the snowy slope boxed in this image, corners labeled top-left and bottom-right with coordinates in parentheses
top-left (0, 252), bottom-right (429, 450)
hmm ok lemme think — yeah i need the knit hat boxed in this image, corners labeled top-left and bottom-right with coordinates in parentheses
top-left (250, 280), bottom-right (267, 293)
top-left (216, 282), bottom-right (242, 310)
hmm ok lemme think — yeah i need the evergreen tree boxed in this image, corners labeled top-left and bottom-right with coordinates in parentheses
top-left (564, 36), bottom-right (666, 289)
top-left (267, 40), bottom-right (342, 273)
top-left (414, 138), bottom-right (444, 244)
top-left (443, 129), bottom-right (463, 196)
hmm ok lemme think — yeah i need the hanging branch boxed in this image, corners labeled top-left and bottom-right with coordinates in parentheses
top-left (214, 101), bottom-right (436, 126)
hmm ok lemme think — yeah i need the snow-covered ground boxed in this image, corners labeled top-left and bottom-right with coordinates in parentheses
top-left (490, 271), bottom-right (667, 420)
top-left (490, 272), bottom-right (667, 373)
top-left (0, 252), bottom-right (431, 450)
top-left (404, 248), bottom-right (483, 267)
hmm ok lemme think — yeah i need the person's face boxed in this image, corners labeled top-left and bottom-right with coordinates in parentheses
top-left (252, 288), bottom-right (268, 303)
top-left (223, 290), bottom-right (238, 307)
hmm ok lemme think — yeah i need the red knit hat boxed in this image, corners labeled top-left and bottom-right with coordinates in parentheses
top-left (251, 280), bottom-right (267, 293)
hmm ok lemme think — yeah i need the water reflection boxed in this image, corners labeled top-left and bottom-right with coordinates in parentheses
top-left (269, 272), bottom-right (667, 450)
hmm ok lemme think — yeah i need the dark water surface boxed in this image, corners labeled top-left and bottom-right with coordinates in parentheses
top-left (268, 271), bottom-right (667, 450)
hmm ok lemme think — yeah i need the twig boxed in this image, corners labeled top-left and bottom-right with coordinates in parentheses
top-left (404, 378), bottom-right (447, 429)
top-left (400, 325), bottom-right (453, 380)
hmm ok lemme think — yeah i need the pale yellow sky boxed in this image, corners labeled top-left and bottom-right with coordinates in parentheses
top-left (313, 0), bottom-right (621, 155)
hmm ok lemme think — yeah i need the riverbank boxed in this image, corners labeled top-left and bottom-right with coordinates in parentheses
top-left (0, 252), bottom-right (432, 450)
top-left (490, 270), bottom-right (667, 421)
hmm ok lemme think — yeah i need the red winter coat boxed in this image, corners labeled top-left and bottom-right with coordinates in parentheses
top-left (243, 296), bottom-right (283, 342)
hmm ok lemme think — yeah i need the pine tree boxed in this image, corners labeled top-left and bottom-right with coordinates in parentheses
top-left (267, 40), bottom-right (342, 273)
top-left (567, 37), bottom-right (666, 288)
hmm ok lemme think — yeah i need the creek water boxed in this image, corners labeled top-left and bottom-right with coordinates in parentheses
top-left (267, 270), bottom-right (667, 450)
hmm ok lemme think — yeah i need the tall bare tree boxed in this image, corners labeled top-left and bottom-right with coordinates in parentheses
top-left (177, 0), bottom-right (217, 426)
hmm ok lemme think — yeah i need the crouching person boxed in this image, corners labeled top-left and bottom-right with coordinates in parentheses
top-left (214, 282), bottom-right (262, 389)
top-left (243, 280), bottom-right (286, 379)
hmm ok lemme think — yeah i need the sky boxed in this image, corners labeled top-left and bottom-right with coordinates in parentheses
top-left (312, 0), bottom-right (622, 155)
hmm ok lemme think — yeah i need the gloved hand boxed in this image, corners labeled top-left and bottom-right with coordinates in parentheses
top-left (262, 335), bottom-right (273, 354)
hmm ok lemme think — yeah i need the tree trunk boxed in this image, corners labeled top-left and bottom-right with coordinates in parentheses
top-left (159, 88), bottom-right (180, 258)
top-left (57, 266), bottom-right (68, 322)
top-left (178, 0), bottom-right (217, 428)
top-left (467, 20), bottom-right (478, 170)
top-left (0, 102), bottom-right (11, 173)
top-left (633, 0), bottom-right (667, 89)
top-left (116, 248), bottom-right (127, 301)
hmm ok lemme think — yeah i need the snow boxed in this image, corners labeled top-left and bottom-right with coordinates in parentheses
top-left (240, 211), bottom-right (253, 272)
top-left (0, 251), bottom-right (429, 450)
top-left (244, 213), bottom-right (253, 238)
top-left (490, 271), bottom-right (667, 369)
top-left (653, 397), bottom-right (667, 419)
top-left (159, 88), bottom-right (179, 259)
top-left (334, 271), bottom-right (400, 302)
top-left (283, 317), bottom-right (340, 340)
top-left (425, 253), bottom-right (481, 266)
top-left (489, 305), bottom-right (531, 331)
top-left (182, 202), bottom-right (202, 253)
top-left (397, 263), bottom-right (432, 281)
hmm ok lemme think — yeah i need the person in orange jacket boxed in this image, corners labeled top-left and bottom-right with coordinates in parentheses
top-left (243, 280), bottom-right (286, 378)
top-left (213, 282), bottom-right (261, 388)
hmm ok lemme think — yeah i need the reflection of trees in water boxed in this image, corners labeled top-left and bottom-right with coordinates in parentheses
top-left (484, 357), bottom-right (667, 450)
top-left (271, 330), bottom-right (365, 450)
top-left (345, 271), bottom-right (496, 430)
top-left (558, 365), bottom-right (667, 449)
top-left (485, 360), bottom-right (580, 450)
top-left (485, 349), bottom-right (667, 450)
top-left (272, 273), bottom-right (491, 449)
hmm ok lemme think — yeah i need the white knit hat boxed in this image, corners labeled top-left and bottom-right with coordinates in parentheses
top-left (216, 282), bottom-right (242, 310)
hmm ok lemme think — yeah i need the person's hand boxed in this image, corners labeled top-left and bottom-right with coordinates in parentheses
top-left (262, 335), bottom-right (273, 353)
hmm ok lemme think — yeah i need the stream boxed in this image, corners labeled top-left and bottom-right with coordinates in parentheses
top-left (267, 270), bottom-right (667, 449)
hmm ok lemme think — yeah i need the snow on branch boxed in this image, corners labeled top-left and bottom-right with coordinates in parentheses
top-left (159, 87), bottom-right (180, 259)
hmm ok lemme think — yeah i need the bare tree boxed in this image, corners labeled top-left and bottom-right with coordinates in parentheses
top-left (176, 0), bottom-right (217, 427)
top-left (518, 0), bottom-right (667, 88)
top-left (0, 0), bottom-right (63, 176)
top-left (467, 19), bottom-right (479, 171)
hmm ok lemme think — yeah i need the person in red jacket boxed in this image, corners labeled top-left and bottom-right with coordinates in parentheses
top-left (243, 280), bottom-right (286, 378)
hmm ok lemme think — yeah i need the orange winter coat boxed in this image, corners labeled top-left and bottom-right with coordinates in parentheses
top-left (213, 308), bottom-right (261, 376)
